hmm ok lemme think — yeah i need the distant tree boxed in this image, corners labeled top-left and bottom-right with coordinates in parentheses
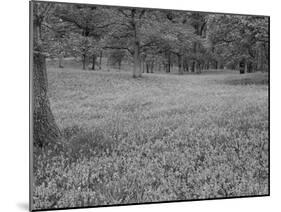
top-left (46, 31), bottom-right (69, 68)
top-left (107, 49), bottom-right (126, 70)
top-left (105, 8), bottom-right (167, 77)
top-left (67, 33), bottom-right (103, 70)
top-left (154, 11), bottom-right (199, 74)
top-left (54, 4), bottom-right (112, 70)
top-left (207, 15), bottom-right (269, 73)
top-left (37, 7), bottom-right (74, 69)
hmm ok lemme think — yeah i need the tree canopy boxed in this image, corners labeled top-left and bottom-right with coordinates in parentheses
top-left (34, 2), bottom-right (269, 76)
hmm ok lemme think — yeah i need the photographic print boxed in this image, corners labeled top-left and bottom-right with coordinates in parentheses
top-left (30, 0), bottom-right (269, 211)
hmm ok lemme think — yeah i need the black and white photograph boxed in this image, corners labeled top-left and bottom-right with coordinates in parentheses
top-left (30, 0), bottom-right (269, 211)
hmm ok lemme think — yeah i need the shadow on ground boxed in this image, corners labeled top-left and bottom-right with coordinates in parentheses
top-left (221, 73), bottom-right (268, 86)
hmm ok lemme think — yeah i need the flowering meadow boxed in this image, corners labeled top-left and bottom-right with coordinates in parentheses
top-left (33, 69), bottom-right (268, 209)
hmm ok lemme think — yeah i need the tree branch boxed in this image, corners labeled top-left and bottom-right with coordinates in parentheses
top-left (42, 3), bottom-right (53, 18)
top-left (56, 14), bottom-right (83, 29)
top-left (95, 22), bottom-right (118, 29)
top-left (138, 9), bottom-right (146, 20)
top-left (215, 38), bottom-right (236, 44)
top-left (140, 41), bottom-right (157, 50)
top-left (103, 46), bottom-right (133, 55)
top-left (118, 9), bottom-right (131, 18)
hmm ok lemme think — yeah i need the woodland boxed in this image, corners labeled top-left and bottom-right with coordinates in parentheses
top-left (31, 2), bottom-right (269, 210)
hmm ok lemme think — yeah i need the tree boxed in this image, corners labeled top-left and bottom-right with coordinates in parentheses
top-left (207, 14), bottom-right (269, 73)
top-left (42, 15), bottom-right (72, 69)
top-left (32, 2), bottom-right (61, 148)
top-left (156, 11), bottom-right (199, 74)
top-left (105, 8), bottom-right (166, 77)
top-left (107, 49), bottom-right (126, 70)
top-left (55, 4), bottom-right (112, 70)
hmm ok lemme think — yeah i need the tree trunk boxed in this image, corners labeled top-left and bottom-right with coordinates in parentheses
top-left (58, 54), bottom-right (64, 68)
top-left (118, 60), bottom-right (122, 70)
top-left (168, 63), bottom-right (171, 73)
top-left (99, 51), bottom-right (103, 70)
top-left (183, 61), bottom-right (189, 72)
top-left (158, 62), bottom-right (161, 72)
top-left (32, 3), bottom-right (61, 148)
top-left (245, 60), bottom-right (248, 73)
top-left (165, 59), bottom-right (171, 73)
top-left (82, 54), bottom-right (86, 70)
top-left (191, 61), bottom-right (195, 72)
top-left (257, 42), bottom-right (262, 72)
top-left (33, 52), bottom-right (61, 147)
top-left (239, 60), bottom-right (245, 74)
top-left (216, 61), bottom-right (219, 69)
top-left (131, 9), bottom-right (142, 78)
top-left (215, 61), bottom-right (218, 69)
top-left (178, 54), bottom-right (183, 74)
top-left (92, 54), bottom-right (96, 70)
top-left (196, 62), bottom-right (201, 74)
top-left (168, 53), bottom-right (171, 73)
top-left (133, 42), bottom-right (141, 78)
top-left (194, 60), bottom-right (198, 73)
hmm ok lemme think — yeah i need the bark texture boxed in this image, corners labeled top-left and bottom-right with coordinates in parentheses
top-left (33, 52), bottom-right (61, 147)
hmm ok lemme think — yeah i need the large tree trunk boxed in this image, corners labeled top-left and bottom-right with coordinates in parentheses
top-left (33, 52), bottom-right (61, 147)
top-left (32, 2), bottom-right (61, 148)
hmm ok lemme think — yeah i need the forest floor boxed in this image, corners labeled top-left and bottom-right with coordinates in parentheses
top-left (33, 68), bottom-right (269, 209)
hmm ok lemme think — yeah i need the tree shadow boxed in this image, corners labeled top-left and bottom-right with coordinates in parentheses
top-left (222, 73), bottom-right (269, 86)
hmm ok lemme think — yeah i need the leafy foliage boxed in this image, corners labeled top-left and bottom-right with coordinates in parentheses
top-left (36, 1), bottom-right (268, 75)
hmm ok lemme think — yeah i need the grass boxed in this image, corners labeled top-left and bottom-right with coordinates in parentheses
top-left (33, 68), bottom-right (269, 210)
